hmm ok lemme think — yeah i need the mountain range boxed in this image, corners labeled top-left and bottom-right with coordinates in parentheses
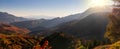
top-left (50, 12), bottom-right (109, 40)
top-left (0, 12), bottom-right (29, 23)
top-left (0, 7), bottom-right (115, 49)
top-left (11, 7), bottom-right (111, 30)
top-left (0, 7), bottom-right (111, 39)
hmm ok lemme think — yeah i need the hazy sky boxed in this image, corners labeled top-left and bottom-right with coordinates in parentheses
top-left (0, 0), bottom-right (112, 17)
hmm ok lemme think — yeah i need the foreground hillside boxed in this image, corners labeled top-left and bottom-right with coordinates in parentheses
top-left (0, 24), bottom-right (50, 49)
top-left (0, 24), bottom-right (30, 35)
top-left (0, 34), bottom-right (40, 49)
top-left (0, 24), bottom-right (86, 49)
top-left (0, 24), bottom-right (111, 49)
top-left (43, 33), bottom-right (85, 49)
top-left (94, 41), bottom-right (120, 49)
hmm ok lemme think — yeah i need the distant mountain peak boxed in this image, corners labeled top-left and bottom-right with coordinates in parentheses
top-left (0, 12), bottom-right (29, 23)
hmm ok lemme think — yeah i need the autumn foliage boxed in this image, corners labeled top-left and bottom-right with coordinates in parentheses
top-left (32, 40), bottom-right (52, 49)
top-left (0, 24), bottom-right (30, 35)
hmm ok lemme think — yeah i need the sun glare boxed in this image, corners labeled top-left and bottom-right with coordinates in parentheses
top-left (90, 0), bottom-right (109, 7)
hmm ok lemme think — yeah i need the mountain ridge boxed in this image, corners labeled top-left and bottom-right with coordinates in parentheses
top-left (11, 7), bottom-right (111, 31)
top-left (0, 12), bottom-right (29, 23)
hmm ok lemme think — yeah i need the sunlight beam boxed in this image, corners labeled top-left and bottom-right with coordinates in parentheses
top-left (90, 0), bottom-right (110, 7)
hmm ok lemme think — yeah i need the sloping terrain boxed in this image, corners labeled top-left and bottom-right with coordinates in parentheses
top-left (11, 7), bottom-right (111, 31)
top-left (0, 24), bottom-right (30, 35)
top-left (50, 12), bottom-right (109, 40)
top-left (0, 12), bottom-right (28, 23)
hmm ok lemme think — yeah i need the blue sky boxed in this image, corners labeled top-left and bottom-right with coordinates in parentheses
top-left (0, 0), bottom-right (112, 17)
